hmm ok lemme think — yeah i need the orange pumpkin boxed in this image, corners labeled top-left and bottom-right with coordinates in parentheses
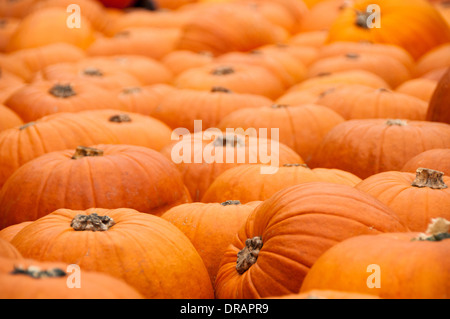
top-left (426, 67), bottom-right (450, 124)
top-left (395, 78), bottom-right (438, 102)
top-left (0, 222), bottom-right (32, 242)
top-left (401, 149), bottom-right (450, 176)
top-left (161, 50), bottom-right (215, 76)
top-left (0, 238), bottom-right (22, 259)
top-left (202, 163), bottom-right (362, 203)
top-left (300, 218), bottom-right (450, 299)
top-left (0, 144), bottom-right (191, 229)
top-left (272, 289), bottom-right (380, 299)
top-left (0, 0), bottom-right (36, 18)
top-left (214, 182), bottom-right (408, 298)
top-left (0, 104), bottom-right (23, 132)
top-left (0, 256), bottom-right (144, 299)
top-left (414, 43), bottom-right (450, 77)
top-left (10, 208), bottom-right (214, 299)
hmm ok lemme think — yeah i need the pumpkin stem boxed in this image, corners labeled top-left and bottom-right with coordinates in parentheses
top-left (271, 104), bottom-right (289, 109)
top-left (211, 86), bottom-right (232, 93)
top-left (71, 213), bottom-right (115, 231)
top-left (221, 200), bottom-right (241, 206)
top-left (109, 114), bottom-right (132, 123)
top-left (213, 135), bottom-right (245, 148)
top-left (283, 163), bottom-right (309, 168)
top-left (122, 87), bottom-right (142, 94)
top-left (71, 146), bottom-right (104, 159)
top-left (413, 218), bottom-right (450, 242)
top-left (19, 122), bottom-right (36, 130)
top-left (345, 52), bottom-right (360, 59)
top-left (411, 168), bottom-right (448, 190)
top-left (236, 236), bottom-right (263, 275)
top-left (11, 265), bottom-right (66, 279)
top-left (211, 66), bottom-right (235, 76)
top-left (386, 119), bottom-right (408, 126)
top-left (49, 84), bottom-right (76, 98)
top-left (354, 9), bottom-right (371, 29)
top-left (83, 67), bottom-right (103, 77)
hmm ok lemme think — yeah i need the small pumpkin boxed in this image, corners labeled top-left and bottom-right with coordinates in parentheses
top-left (355, 168), bottom-right (450, 232)
top-left (9, 208), bottom-right (214, 299)
top-left (161, 50), bottom-right (215, 76)
top-left (414, 43), bottom-right (450, 77)
top-left (214, 182), bottom-right (408, 299)
top-left (395, 78), bottom-right (438, 102)
top-left (202, 163), bottom-right (362, 204)
top-left (0, 144), bottom-right (191, 228)
top-left (401, 149), bottom-right (450, 176)
top-left (300, 218), bottom-right (450, 299)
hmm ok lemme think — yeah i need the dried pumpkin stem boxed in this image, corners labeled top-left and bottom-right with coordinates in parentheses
top-left (221, 200), bottom-right (241, 206)
top-left (283, 163), bottom-right (309, 168)
top-left (213, 135), bottom-right (244, 148)
top-left (236, 236), bottom-right (263, 275)
top-left (71, 213), bottom-right (115, 231)
top-left (354, 9), bottom-right (371, 29)
top-left (122, 87), bottom-right (142, 94)
top-left (211, 86), bottom-right (232, 93)
top-left (49, 84), bottom-right (76, 98)
top-left (71, 146), bottom-right (104, 159)
top-left (19, 122), bottom-right (36, 130)
top-left (386, 119), bottom-right (408, 126)
top-left (83, 67), bottom-right (103, 77)
top-left (411, 168), bottom-right (448, 189)
top-left (109, 114), bottom-right (132, 123)
top-left (271, 104), bottom-right (289, 109)
top-left (211, 66), bottom-right (235, 76)
top-left (11, 265), bottom-right (66, 279)
top-left (412, 218), bottom-right (450, 242)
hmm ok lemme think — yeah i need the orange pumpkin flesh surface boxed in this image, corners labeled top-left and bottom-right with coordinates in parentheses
top-left (0, 237), bottom-right (22, 259)
top-left (161, 200), bottom-right (261, 285)
top-left (0, 256), bottom-right (145, 299)
top-left (9, 208), bottom-right (214, 299)
top-left (300, 218), bottom-right (450, 299)
top-left (214, 182), bottom-right (408, 299)
top-left (355, 168), bottom-right (450, 232)
top-left (202, 163), bottom-right (362, 204)
top-left (0, 222), bottom-right (32, 242)
top-left (0, 144), bottom-right (191, 229)
top-left (401, 149), bottom-right (450, 176)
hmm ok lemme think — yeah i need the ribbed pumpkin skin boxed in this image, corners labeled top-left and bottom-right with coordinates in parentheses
top-left (310, 119), bottom-right (450, 179)
top-left (300, 232), bottom-right (450, 299)
top-left (214, 182), bottom-right (408, 299)
top-left (0, 222), bottom-right (32, 242)
top-left (0, 104), bottom-right (23, 132)
top-left (10, 208), bottom-right (214, 299)
top-left (0, 112), bottom-right (120, 189)
top-left (202, 164), bottom-right (362, 204)
top-left (355, 171), bottom-right (450, 232)
top-left (0, 144), bottom-right (191, 229)
top-left (161, 201), bottom-right (261, 285)
top-left (401, 149), bottom-right (450, 176)
top-left (0, 256), bottom-right (144, 299)
top-left (426, 67), bottom-right (450, 124)
top-left (0, 237), bottom-right (22, 259)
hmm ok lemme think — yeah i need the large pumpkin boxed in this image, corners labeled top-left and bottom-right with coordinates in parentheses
top-left (426, 66), bottom-right (450, 124)
top-left (300, 218), bottom-right (450, 299)
top-left (0, 144), bottom-right (191, 229)
top-left (214, 182), bottom-right (408, 299)
top-left (326, 0), bottom-right (450, 60)
top-left (355, 168), bottom-right (450, 232)
top-left (0, 256), bottom-right (145, 299)
top-left (202, 163), bottom-right (362, 203)
top-left (161, 200), bottom-right (261, 285)
top-left (160, 131), bottom-right (303, 201)
top-left (9, 208), bottom-right (214, 299)
top-left (309, 119), bottom-right (450, 179)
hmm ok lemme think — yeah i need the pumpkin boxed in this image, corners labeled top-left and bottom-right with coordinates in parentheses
top-left (0, 222), bottom-right (32, 242)
top-left (33, 62), bottom-right (142, 91)
top-left (10, 43), bottom-right (86, 76)
top-left (76, 110), bottom-right (173, 151)
top-left (300, 218), bottom-right (450, 299)
top-left (426, 67), bottom-right (450, 124)
top-left (401, 149), bottom-right (450, 176)
top-left (298, 0), bottom-right (347, 32)
top-left (161, 200), bottom-right (261, 285)
top-left (287, 30), bottom-right (328, 48)
top-left (0, 256), bottom-right (144, 299)
top-left (176, 3), bottom-right (288, 55)
top-left (326, 0), bottom-right (450, 60)
top-left (97, 0), bottom-right (137, 9)
top-left (355, 168), bottom-right (450, 232)
top-left (277, 85), bottom-right (428, 121)
top-left (258, 43), bottom-right (319, 67)
top-left (271, 289), bottom-right (381, 299)
top-left (414, 43), bottom-right (450, 77)
top-left (116, 84), bottom-right (175, 116)
top-left (0, 112), bottom-right (121, 189)
top-left (0, 104), bottom-right (23, 132)
top-left (0, 53), bottom-right (33, 81)
top-left (151, 87), bottom-right (273, 132)
top-left (216, 104), bottom-right (345, 164)
top-left (0, 18), bottom-right (19, 52)
top-left (0, 144), bottom-right (191, 229)
top-left (160, 131), bottom-right (303, 201)
top-left (10, 208), bottom-right (214, 299)
top-left (0, 0), bottom-right (36, 18)
top-left (287, 70), bottom-right (390, 91)
top-left (310, 119), bottom-right (450, 179)
top-left (161, 50), bottom-right (215, 76)
top-left (395, 78), bottom-right (438, 102)
top-left (173, 63), bottom-right (286, 100)
top-left (0, 238), bottom-right (22, 259)
top-left (307, 52), bottom-right (411, 88)
top-left (214, 182), bottom-right (408, 299)
top-left (6, 8), bottom-right (96, 52)
top-left (4, 79), bottom-right (124, 122)
top-left (86, 27), bottom-right (181, 60)
top-left (0, 67), bottom-right (26, 103)
top-left (202, 163), bottom-right (362, 203)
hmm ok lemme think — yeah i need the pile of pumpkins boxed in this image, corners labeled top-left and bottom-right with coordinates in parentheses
top-left (0, 0), bottom-right (449, 299)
